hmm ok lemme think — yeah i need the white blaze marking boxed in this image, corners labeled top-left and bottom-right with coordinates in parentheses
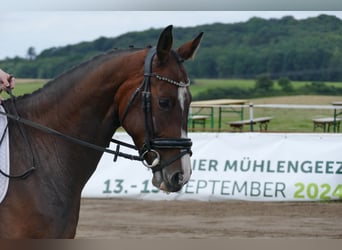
top-left (181, 154), bottom-right (191, 184)
top-left (178, 87), bottom-right (187, 113)
top-left (181, 126), bottom-right (191, 184)
top-left (178, 87), bottom-right (191, 184)
top-left (178, 87), bottom-right (188, 139)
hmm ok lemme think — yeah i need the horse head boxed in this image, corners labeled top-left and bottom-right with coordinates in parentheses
top-left (118, 25), bottom-right (203, 192)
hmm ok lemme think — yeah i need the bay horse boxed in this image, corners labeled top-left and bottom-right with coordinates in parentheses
top-left (0, 25), bottom-right (203, 238)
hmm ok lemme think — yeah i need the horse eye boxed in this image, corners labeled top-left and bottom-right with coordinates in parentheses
top-left (158, 98), bottom-right (171, 110)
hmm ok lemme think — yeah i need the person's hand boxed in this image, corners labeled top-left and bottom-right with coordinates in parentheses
top-left (0, 69), bottom-right (15, 90)
top-left (0, 69), bottom-right (15, 103)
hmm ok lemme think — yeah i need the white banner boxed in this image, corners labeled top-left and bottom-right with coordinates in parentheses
top-left (82, 132), bottom-right (342, 201)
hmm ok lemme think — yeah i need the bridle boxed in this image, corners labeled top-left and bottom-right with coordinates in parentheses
top-left (0, 47), bottom-right (192, 178)
top-left (120, 47), bottom-right (192, 173)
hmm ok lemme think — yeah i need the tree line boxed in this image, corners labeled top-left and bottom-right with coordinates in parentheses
top-left (2, 14), bottom-right (342, 82)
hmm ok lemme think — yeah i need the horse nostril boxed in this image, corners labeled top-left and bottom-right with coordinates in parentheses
top-left (171, 172), bottom-right (184, 186)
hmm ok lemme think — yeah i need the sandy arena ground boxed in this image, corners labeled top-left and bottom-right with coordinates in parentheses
top-left (76, 198), bottom-right (341, 239)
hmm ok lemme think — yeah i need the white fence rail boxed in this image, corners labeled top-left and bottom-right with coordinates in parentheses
top-left (192, 103), bottom-right (342, 132)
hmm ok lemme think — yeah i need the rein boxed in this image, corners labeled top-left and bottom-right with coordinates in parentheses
top-left (0, 94), bottom-right (143, 179)
top-left (0, 89), bottom-right (36, 179)
top-left (0, 84), bottom-right (145, 179)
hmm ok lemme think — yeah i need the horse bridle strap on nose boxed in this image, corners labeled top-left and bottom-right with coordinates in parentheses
top-left (121, 47), bottom-right (193, 171)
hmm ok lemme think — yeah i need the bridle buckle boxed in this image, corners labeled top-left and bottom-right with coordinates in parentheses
top-left (141, 149), bottom-right (160, 168)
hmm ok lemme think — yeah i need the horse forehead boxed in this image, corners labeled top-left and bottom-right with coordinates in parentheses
top-left (156, 52), bottom-right (187, 76)
top-left (171, 59), bottom-right (187, 78)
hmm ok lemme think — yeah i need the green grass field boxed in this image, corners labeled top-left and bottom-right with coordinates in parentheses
top-left (5, 78), bottom-right (342, 133)
top-left (189, 79), bottom-right (342, 133)
top-left (191, 78), bottom-right (342, 97)
top-left (9, 78), bottom-right (48, 96)
top-left (190, 95), bottom-right (342, 133)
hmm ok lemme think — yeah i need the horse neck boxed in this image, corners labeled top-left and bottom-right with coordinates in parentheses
top-left (10, 49), bottom-right (144, 186)
top-left (18, 49), bottom-right (142, 138)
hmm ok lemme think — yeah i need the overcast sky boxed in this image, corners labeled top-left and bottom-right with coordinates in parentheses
top-left (1, 11), bottom-right (342, 60)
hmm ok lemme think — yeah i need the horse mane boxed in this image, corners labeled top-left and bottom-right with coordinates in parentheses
top-left (15, 47), bottom-right (143, 103)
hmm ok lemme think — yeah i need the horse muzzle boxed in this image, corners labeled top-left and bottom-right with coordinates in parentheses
top-left (152, 153), bottom-right (192, 193)
top-left (140, 138), bottom-right (192, 192)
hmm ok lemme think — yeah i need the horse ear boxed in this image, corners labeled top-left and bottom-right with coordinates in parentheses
top-left (177, 32), bottom-right (204, 61)
top-left (156, 25), bottom-right (173, 63)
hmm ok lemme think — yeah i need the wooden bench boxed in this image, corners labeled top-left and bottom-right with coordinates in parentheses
top-left (189, 115), bottom-right (209, 130)
top-left (312, 117), bottom-right (342, 132)
top-left (228, 117), bottom-right (273, 132)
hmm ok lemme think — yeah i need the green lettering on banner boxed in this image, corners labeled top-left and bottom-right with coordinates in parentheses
top-left (265, 160), bottom-right (275, 173)
top-left (184, 179), bottom-right (195, 194)
top-left (306, 183), bottom-right (319, 199)
top-left (208, 160), bottom-right (218, 171)
top-left (288, 161), bottom-right (298, 173)
top-left (253, 160), bottom-right (264, 172)
top-left (224, 160), bottom-right (237, 171)
top-left (192, 159), bottom-right (218, 171)
top-left (320, 184), bottom-right (331, 200)
top-left (103, 179), bottom-right (112, 194)
top-left (208, 180), bottom-right (220, 194)
top-left (198, 159), bottom-right (207, 171)
top-left (220, 180), bottom-right (231, 195)
top-left (294, 183), bottom-right (305, 198)
top-left (240, 158), bottom-right (251, 172)
top-left (294, 182), bottom-right (342, 200)
top-left (224, 159), bottom-right (342, 174)
top-left (301, 161), bottom-right (312, 173)
top-left (196, 180), bottom-right (207, 194)
top-left (232, 181), bottom-right (247, 196)
top-left (326, 161), bottom-right (334, 174)
top-left (277, 161), bottom-right (286, 173)
top-left (250, 182), bottom-right (261, 197)
top-left (336, 162), bottom-right (342, 174)
top-left (102, 179), bottom-right (124, 194)
top-left (263, 182), bottom-right (273, 197)
top-left (275, 182), bottom-right (286, 198)
top-left (332, 184), bottom-right (342, 199)
top-left (140, 180), bottom-right (159, 194)
top-left (315, 161), bottom-right (324, 174)
top-left (181, 179), bottom-right (288, 199)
